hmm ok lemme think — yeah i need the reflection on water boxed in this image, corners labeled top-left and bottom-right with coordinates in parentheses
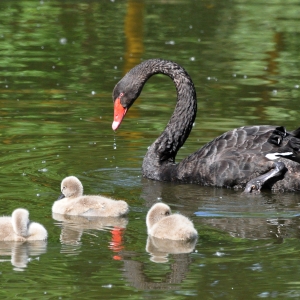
top-left (124, 0), bottom-right (145, 73)
top-left (123, 252), bottom-right (193, 291)
top-left (200, 216), bottom-right (299, 241)
top-left (0, 241), bottom-right (47, 271)
top-left (146, 235), bottom-right (197, 263)
top-left (53, 213), bottom-right (127, 259)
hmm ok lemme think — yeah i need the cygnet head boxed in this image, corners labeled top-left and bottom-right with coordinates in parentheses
top-left (146, 202), bottom-right (198, 241)
top-left (146, 203), bottom-right (171, 230)
top-left (12, 208), bottom-right (30, 236)
top-left (12, 208), bottom-right (48, 240)
top-left (59, 176), bottom-right (84, 199)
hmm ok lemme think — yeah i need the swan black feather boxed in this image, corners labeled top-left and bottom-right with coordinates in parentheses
top-left (112, 59), bottom-right (300, 192)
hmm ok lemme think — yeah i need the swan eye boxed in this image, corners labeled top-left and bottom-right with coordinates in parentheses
top-left (119, 92), bottom-right (124, 98)
top-left (165, 211), bottom-right (170, 216)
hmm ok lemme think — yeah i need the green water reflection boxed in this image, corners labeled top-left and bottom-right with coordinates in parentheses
top-left (0, 0), bottom-right (300, 299)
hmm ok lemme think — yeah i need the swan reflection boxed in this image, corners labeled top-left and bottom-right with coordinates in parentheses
top-left (140, 179), bottom-right (300, 241)
top-left (52, 213), bottom-right (128, 258)
top-left (0, 241), bottom-right (47, 271)
top-left (199, 216), bottom-right (297, 241)
top-left (146, 235), bottom-right (197, 263)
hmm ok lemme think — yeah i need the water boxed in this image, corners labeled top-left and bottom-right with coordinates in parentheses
top-left (0, 0), bottom-right (300, 299)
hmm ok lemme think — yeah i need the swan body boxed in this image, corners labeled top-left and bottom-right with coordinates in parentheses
top-left (52, 176), bottom-right (129, 216)
top-left (0, 208), bottom-right (48, 241)
top-left (146, 203), bottom-right (198, 240)
top-left (112, 59), bottom-right (300, 192)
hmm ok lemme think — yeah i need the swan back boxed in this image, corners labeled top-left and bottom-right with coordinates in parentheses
top-left (0, 216), bottom-right (18, 241)
top-left (146, 203), bottom-right (198, 241)
top-left (91, 198), bottom-right (129, 217)
top-left (61, 176), bottom-right (84, 198)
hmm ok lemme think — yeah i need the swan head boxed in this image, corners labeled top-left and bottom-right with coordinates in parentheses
top-left (98, 199), bottom-right (129, 217)
top-left (113, 68), bottom-right (144, 106)
top-left (59, 176), bottom-right (84, 199)
top-left (146, 203), bottom-right (171, 231)
top-left (112, 63), bottom-right (148, 130)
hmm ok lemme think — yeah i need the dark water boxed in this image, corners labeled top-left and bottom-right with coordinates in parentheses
top-left (1, 0), bottom-right (300, 299)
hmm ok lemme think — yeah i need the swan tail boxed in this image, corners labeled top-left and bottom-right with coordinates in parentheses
top-left (291, 127), bottom-right (300, 138)
top-left (27, 222), bottom-right (48, 241)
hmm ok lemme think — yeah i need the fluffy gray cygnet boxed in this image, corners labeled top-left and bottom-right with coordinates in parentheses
top-left (0, 208), bottom-right (47, 241)
top-left (52, 176), bottom-right (129, 217)
top-left (146, 202), bottom-right (197, 241)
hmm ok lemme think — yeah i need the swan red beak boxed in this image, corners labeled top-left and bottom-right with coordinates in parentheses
top-left (112, 97), bottom-right (128, 131)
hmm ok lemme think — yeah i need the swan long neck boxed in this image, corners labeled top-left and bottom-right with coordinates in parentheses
top-left (137, 59), bottom-right (197, 180)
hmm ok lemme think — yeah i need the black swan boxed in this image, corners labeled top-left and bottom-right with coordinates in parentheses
top-left (112, 59), bottom-right (300, 192)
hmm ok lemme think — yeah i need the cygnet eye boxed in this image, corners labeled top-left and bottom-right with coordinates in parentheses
top-left (165, 211), bottom-right (170, 216)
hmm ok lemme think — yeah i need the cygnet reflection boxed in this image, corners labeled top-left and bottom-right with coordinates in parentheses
top-left (146, 235), bottom-right (197, 263)
top-left (0, 240), bottom-right (47, 271)
top-left (52, 213), bottom-right (128, 258)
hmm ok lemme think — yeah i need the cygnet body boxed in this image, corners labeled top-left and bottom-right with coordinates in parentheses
top-left (52, 176), bottom-right (129, 217)
top-left (0, 208), bottom-right (48, 241)
top-left (146, 203), bottom-right (198, 241)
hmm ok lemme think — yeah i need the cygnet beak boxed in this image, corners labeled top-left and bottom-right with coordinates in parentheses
top-left (57, 193), bottom-right (65, 200)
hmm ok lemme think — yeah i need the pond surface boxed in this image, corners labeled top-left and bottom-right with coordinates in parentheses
top-left (1, 0), bottom-right (300, 299)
